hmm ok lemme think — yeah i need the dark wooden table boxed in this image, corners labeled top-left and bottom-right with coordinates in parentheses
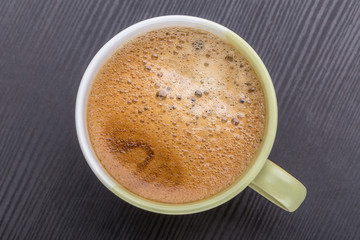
top-left (1, 0), bottom-right (359, 239)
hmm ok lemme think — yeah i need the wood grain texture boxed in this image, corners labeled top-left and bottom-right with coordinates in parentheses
top-left (0, 0), bottom-right (359, 239)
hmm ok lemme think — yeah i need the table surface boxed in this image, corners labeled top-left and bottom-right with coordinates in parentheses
top-left (1, 0), bottom-right (359, 239)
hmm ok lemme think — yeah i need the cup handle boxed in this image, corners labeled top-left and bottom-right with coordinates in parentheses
top-left (249, 160), bottom-right (307, 212)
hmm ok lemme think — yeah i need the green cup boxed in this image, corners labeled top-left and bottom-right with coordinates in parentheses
top-left (75, 15), bottom-right (306, 214)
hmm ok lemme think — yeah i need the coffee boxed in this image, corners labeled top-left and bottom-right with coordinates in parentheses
top-left (87, 27), bottom-right (265, 203)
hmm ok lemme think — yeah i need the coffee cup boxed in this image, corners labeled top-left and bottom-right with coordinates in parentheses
top-left (75, 15), bottom-right (306, 214)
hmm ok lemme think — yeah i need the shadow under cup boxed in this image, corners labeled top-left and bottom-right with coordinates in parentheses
top-left (75, 15), bottom-right (278, 214)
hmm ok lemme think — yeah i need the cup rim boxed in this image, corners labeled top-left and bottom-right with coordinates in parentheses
top-left (75, 15), bottom-right (278, 214)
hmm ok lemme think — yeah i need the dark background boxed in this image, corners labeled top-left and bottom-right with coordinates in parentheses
top-left (1, 0), bottom-right (359, 239)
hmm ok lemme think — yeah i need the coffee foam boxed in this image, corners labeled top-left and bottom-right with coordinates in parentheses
top-left (87, 27), bottom-right (266, 203)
